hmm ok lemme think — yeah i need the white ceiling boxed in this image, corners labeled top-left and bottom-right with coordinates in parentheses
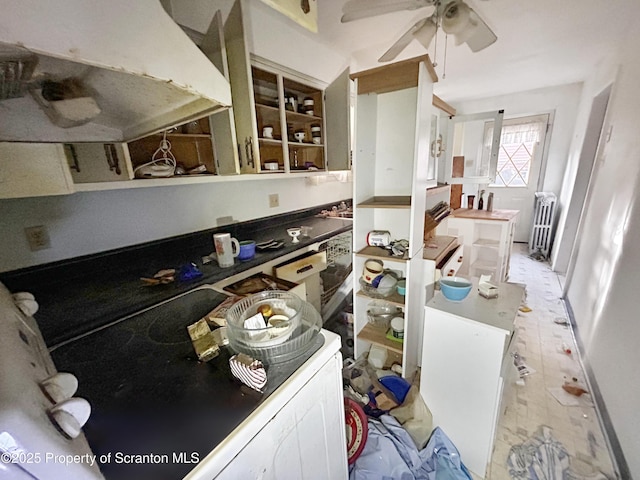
top-left (315, 0), bottom-right (639, 103)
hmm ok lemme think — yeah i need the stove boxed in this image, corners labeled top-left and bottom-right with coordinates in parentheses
top-left (0, 283), bottom-right (323, 480)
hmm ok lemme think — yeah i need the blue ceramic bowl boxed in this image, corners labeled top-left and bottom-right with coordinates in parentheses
top-left (439, 277), bottom-right (472, 301)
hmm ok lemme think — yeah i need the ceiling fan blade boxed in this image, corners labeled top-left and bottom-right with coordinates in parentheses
top-left (378, 19), bottom-right (426, 62)
top-left (463, 9), bottom-right (497, 52)
top-left (413, 17), bottom-right (437, 50)
top-left (341, 0), bottom-right (434, 23)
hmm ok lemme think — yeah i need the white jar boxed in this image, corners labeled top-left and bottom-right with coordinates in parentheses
top-left (390, 317), bottom-right (404, 340)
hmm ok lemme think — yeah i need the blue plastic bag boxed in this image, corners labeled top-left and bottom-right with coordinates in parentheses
top-left (350, 416), bottom-right (472, 480)
top-left (418, 427), bottom-right (473, 480)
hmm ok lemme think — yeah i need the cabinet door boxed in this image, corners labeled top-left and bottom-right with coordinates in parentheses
top-left (441, 110), bottom-right (504, 184)
top-left (65, 143), bottom-right (132, 183)
top-left (224, 0), bottom-right (260, 173)
top-left (215, 354), bottom-right (348, 480)
top-left (201, 10), bottom-right (240, 175)
top-left (0, 143), bottom-right (74, 198)
top-left (325, 68), bottom-right (351, 171)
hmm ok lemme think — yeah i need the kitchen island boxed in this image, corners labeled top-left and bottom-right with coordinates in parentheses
top-left (438, 208), bottom-right (519, 282)
top-left (421, 278), bottom-right (524, 478)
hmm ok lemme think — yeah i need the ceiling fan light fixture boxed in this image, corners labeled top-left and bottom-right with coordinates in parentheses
top-left (441, 0), bottom-right (471, 35)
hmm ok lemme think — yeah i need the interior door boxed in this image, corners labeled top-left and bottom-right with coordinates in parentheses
top-left (200, 10), bottom-right (240, 175)
top-left (486, 114), bottom-right (550, 243)
top-left (224, 0), bottom-right (260, 173)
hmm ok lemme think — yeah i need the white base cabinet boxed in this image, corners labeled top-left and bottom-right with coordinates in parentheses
top-left (186, 331), bottom-right (348, 480)
top-left (420, 280), bottom-right (524, 479)
top-left (438, 209), bottom-right (518, 282)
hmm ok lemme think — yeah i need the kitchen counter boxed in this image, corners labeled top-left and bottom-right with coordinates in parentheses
top-left (48, 285), bottom-right (331, 479)
top-left (451, 208), bottom-right (519, 221)
top-left (0, 201), bottom-right (352, 347)
top-left (427, 278), bottom-right (524, 335)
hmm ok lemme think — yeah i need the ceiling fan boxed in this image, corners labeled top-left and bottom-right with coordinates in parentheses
top-left (341, 0), bottom-right (497, 62)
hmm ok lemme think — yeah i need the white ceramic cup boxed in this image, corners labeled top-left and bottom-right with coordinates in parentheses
top-left (262, 126), bottom-right (273, 139)
top-left (213, 233), bottom-right (240, 268)
top-left (294, 131), bottom-right (305, 143)
top-left (363, 259), bottom-right (384, 284)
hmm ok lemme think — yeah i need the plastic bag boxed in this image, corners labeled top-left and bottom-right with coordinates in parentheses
top-left (390, 386), bottom-right (433, 449)
top-left (418, 427), bottom-right (473, 480)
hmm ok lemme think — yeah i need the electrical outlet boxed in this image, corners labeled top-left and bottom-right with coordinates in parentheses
top-left (269, 193), bottom-right (279, 208)
top-left (25, 225), bottom-right (51, 251)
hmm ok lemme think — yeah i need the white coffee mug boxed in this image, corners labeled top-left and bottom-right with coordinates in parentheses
top-left (262, 126), bottom-right (273, 139)
top-left (213, 233), bottom-right (240, 268)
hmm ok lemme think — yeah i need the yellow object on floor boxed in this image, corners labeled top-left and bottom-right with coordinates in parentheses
top-left (519, 305), bottom-right (532, 313)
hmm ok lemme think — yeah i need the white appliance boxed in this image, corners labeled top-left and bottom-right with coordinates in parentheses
top-left (0, 282), bottom-right (348, 479)
top-left (0, 283), bottom-right (103, 479)
top-left (0, 0), bottom-right (231, 143)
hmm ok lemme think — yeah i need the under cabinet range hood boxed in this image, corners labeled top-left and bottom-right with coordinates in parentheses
top-left (0, 0), bottom-right (232, 143)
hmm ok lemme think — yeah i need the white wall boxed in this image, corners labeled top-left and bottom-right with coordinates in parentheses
top-left (448, 82), bottom-right (583, 196)
top-left (0, 0), bottom-right (354, 274)
top-left (0, 174), bottom-right (351, 273)
top-left (170, 0), bottom-right (349, 84)
top-left (562, 23), bottom-right (640, 477)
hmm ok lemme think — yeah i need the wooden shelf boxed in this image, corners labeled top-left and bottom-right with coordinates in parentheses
top-left (452, 208), bottom-right (520, 222)
top-left (289, 142), bottom-right (323, 148)
top-left (473, 238), bottom-right (500, 248)
top-left (149, 133), bottom-right (211, 139)
top-left (423, 236), bottom-right (457, 263)
top-left (356, 246), bottom-right (408, 262)
top-left (357, 323), bottom-right (404, 355)
top-left (285, 110), bottom-right (323, 122)
top-left (350, 55), bottom-right (437, 94)
top-left (259, 138), bottom-right (283, 145)
top-left (255, 103), bottom-right (280, 113)
top-left (356, 289), bottom-right (405, 307)
top-left (426, 184), bottom-right (452, 197)
top-left (357, 196), bottom-right (411, 208)
top-left (471, 260), bottom-right (497, 271)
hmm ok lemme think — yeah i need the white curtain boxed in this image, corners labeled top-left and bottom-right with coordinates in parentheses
top-left (485, 116), bottom-right (547, 147)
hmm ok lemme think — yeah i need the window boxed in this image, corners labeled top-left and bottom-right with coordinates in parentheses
top-left (484, 115), bottom-right (548, 187)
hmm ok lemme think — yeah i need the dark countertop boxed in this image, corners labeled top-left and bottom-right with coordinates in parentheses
top-left (49, 286), bottom-right (325, 479)
top-left (0, 201), bottom-right (352, 347)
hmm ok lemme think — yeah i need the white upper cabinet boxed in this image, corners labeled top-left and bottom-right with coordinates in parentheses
top-left (0, 0), bottom-right (232, 143)
top-left (439, 110), bottom-right (504, 185)
top-left (223, 0), bottom-right (350, 174)
top-left (0, 143), bottom-right (74, 198)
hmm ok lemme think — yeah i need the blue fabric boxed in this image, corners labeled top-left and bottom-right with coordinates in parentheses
top-left (350, 416), bottom-right (473, 480)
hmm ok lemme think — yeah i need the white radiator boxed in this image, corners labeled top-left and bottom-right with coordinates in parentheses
top-left (529, 192), bottom-right (557, 258)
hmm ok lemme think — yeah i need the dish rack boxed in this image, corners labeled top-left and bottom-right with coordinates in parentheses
top-left (319, 232), bottom-right (353, 309)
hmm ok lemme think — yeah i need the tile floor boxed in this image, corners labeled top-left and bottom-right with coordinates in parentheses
top-left (486, 244), bottom-right (618, 479)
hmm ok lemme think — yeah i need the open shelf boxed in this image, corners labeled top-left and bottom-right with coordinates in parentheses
top-left (356, 289), bottom-right (405, 307)
top-left (357, 323), bottom-right (404, 355)
top-left (355, 246), bottom-right (409, 262)
top-left (472, 238), bottom-right (500, 248)
top-left (471, 260), bottom-right (498, 271)
top-left (426, 184), bottom-right (451, 197)
top-left (357, 196), bottom-right (411, 208)
top-left (423, 236), bottom-right (457, 263)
